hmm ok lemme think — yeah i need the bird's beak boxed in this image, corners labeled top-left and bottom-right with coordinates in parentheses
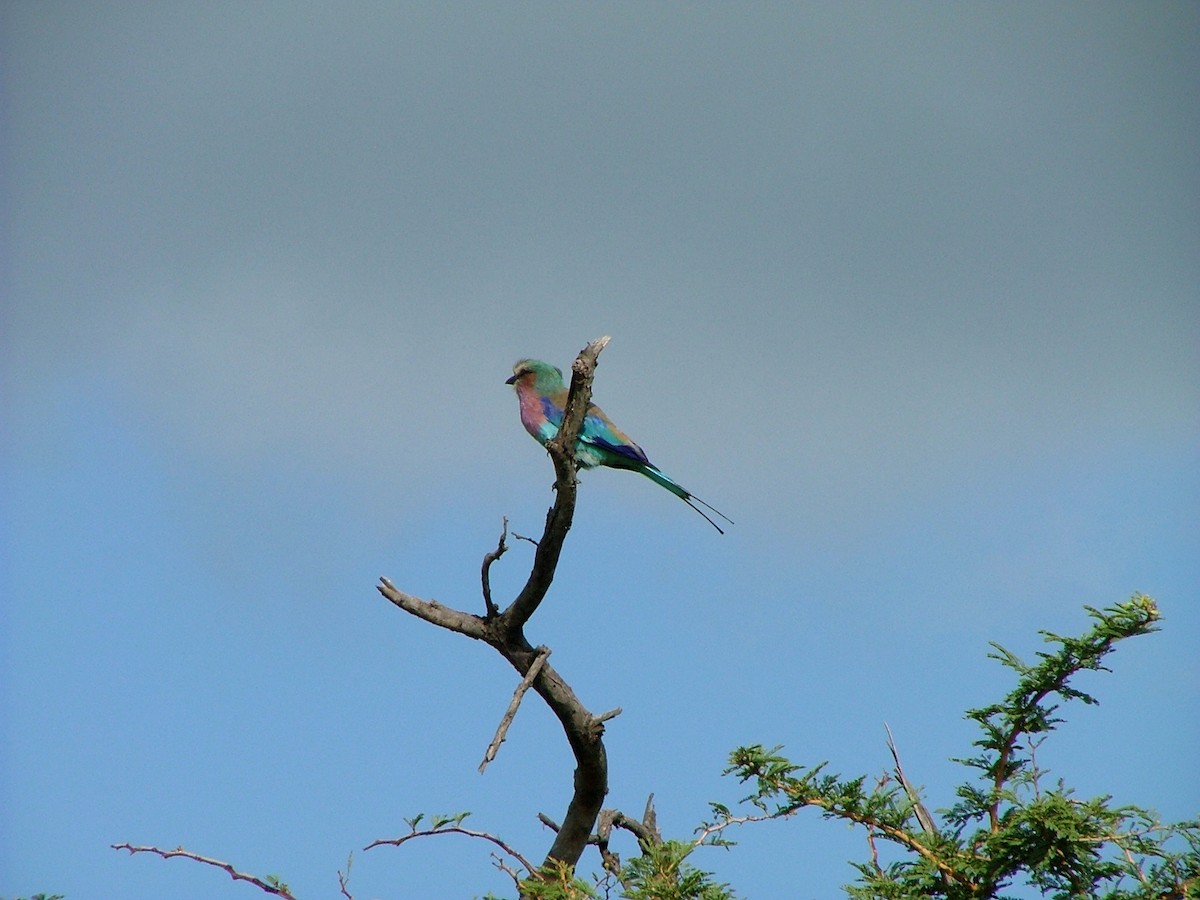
top-left (504, 374), bottom-right (518, 385)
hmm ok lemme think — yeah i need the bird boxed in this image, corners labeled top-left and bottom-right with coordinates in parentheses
top-left (506, 359), bottom-right (733, 533)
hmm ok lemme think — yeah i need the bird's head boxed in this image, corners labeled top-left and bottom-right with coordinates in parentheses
top-left (506, 359), bottom-right (565, 393)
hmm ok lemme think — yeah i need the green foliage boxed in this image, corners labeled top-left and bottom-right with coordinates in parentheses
top-left (717, 596), bottom-right (1198, 899)
top-left (509, 859), bottom-right (598, 900)
top-left (617, 840), bottom-right (735, 900)
top-left (503, 834), bottom-right (734, 900)
top-left (2, 895), bottom-right (65, 900)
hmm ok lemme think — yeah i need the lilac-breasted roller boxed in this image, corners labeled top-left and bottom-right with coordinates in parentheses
top-left (506, 359), bottom-right (733, 533)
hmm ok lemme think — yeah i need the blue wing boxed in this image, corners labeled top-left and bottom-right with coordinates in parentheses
top-left (579, 408), bottom-right (650, 467)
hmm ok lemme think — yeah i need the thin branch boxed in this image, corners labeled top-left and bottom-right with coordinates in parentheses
top-left (990, 680), bottom-right (1057, 832)
top-left (481, 518), bottom-right (510, 618)
top-left (491, 853), bottom-right (525, 891)
top-left (867, 828), bottom-right (883, 875)
top-left (809, 800), bottom-right (973, 887)
top-left (1119, 842), bottom-right (1148, 886)
top-left (110, 844), bottom-right (297, 900)
top-left (692, 810), bottom-right (782, 847)
top-left (364, 825), bottom-right (536, 876)
top-left (337, 852), bottom-right (354, 900)
top-left (480, 645), bottom-right (552, 772)
top-left (1027, 734), bottom-right (1048, 798)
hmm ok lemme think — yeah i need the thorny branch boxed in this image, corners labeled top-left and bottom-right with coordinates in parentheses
top-left (110, 844), bottom-right (297, 899)
top-left (365, 824), bottom-right (536, 878)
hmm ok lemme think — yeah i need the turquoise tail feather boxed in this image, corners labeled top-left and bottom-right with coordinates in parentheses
top-left (640, 465), bottom-right (734, 534)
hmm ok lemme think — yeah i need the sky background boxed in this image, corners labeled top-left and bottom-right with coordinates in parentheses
top-left (2, 3), bottom-right (1198, 898)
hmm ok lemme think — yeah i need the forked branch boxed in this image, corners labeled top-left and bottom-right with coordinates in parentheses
top-left (374, 336), bottom-right (613, 874)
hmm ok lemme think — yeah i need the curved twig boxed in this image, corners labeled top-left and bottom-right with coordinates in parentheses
top-left (365, 825), bottom-right (536, 876)
top-left (481, 518), bottom-right (510, 618)
top-left (110, 844), bottom-right (297, 899)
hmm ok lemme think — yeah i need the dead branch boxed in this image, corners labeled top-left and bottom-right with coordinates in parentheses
top-left (885, 722), bottom-right (938, 836)
top-left (542, 796), bottom-right (661, 850)
top-left (609, 811), bottom-right (657, 847)
top-left (480, 645), bottom-right (552, 772)
top-left (481, 518), bottom-right (510, 618)
top-left (377, 577), bottom-right (488, 639)
top-left (337, 852), bottom-right (354, 900)
top-left (110, 844), bottom-right (297, 899)
top-left (595, 808), bottom-right (622, 874)
top-left (112, 338), bottom-right (616, 894)
top-left (642, 793), bottom-right (658, 840)
top-left (374, 336), bottom-right (613, 873)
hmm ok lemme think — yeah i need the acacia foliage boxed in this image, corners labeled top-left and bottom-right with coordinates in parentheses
top-left (512, 596), bottom-right (1198, 899)
top-left (711, 596), bottom-right (1197, 900)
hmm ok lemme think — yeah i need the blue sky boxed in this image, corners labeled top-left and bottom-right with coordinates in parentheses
top-left (3, 3), bottom-right (1198, 898)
